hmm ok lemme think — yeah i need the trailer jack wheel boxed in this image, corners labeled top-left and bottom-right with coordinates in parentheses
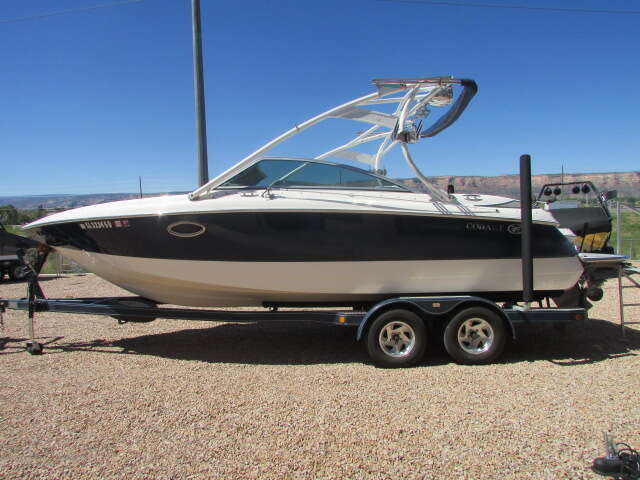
top-left (26, 341), bottom-right (43, 355)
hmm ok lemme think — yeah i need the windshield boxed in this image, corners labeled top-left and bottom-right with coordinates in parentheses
top-left (219, 159), bottom-right (409, 191)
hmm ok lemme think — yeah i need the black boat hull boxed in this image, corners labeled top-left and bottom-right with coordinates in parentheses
top-left (33, 211), bottom-right (583, 307)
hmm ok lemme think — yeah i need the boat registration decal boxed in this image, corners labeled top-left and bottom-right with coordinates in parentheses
top-left (79, 220), bottom-right (130, 230)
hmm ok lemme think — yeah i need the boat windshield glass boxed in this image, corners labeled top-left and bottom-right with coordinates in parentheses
top-left (219, 159), bottom-right (408, 191)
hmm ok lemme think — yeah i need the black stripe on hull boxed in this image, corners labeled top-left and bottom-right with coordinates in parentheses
top-left (37, 211), bottom-right (577, 262)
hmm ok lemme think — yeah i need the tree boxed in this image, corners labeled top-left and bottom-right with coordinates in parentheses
top-left (0, 205), bottom-right (19, 225)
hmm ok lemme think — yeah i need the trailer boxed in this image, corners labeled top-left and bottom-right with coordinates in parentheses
top-left (0, 287), bottom-right (586, 367)
top-left (0, 155), bottom-right (592, 367)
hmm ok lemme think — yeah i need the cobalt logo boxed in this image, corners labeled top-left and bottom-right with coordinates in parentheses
top-left (507, 224), bottom-right (521, 235)
top-left (465, 223), bottom-right (503, 232)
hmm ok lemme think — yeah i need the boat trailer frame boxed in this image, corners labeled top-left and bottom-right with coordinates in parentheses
top-left (0, 154), bottom-right (591, 364)
top-left (0, 273), bottom-right (587, 357)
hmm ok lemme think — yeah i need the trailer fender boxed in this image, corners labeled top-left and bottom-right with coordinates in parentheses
top-left (356, 296), bottom-right (517, 341)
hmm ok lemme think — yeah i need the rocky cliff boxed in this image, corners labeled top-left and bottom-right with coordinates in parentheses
top-left (1, 171), bottom-right (638, 209)
top-left (402, 171), bottom-right (640, 199)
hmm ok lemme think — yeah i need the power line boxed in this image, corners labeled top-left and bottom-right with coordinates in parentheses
top-left (0, 0), bottom-right (145, 25)
top-left (377, 0), bottom-right (640, 15)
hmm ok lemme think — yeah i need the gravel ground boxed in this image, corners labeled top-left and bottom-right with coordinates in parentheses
top-left (1, 271), bottom-right (639, 480)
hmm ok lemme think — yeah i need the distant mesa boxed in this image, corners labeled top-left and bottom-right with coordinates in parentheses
top-left (1, 171), bottom-right (638, 209)
top-left (0, 192), bottom-right (187, 210)
top-left (400, 170), bottom-right (640, 199)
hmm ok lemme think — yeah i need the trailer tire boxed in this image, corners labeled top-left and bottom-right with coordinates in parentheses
top-left (0, 270), bottom-right (4, 282)
top-left (366, 309), bottom-right (427, 368)
top-left (444, 307), bottom-right (506, 365)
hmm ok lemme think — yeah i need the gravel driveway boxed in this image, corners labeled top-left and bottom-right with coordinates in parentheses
top-left (1, 273), bottom-right (639, 479)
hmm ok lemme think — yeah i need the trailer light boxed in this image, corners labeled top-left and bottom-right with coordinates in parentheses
top-left (338, 316), bottom-right (347, 324)
top-left (575, 313), bottom-right (584, 321)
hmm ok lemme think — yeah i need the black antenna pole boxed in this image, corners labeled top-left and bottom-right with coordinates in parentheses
top-left (138, 176), bottom-right (142, 198)
top-left (191, 0), bottom-right (209, 187)
top-left (520, 154), bottom-right (533, 307)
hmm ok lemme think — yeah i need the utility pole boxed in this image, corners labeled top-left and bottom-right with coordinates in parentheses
top-left (191, 0), bottom-right (209, 187)
top-left (139, 176), bottom-right (143, 198)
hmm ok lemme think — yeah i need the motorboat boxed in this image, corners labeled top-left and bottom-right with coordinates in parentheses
top-left (24, 77), bottom-right (592, 308)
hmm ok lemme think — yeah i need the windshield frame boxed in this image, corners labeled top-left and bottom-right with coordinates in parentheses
top-left (215, 157), bottom-right (412, 193)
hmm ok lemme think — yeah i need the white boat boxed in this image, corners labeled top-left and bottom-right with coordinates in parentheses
top-left (25, 77), bottom-right (587, 308)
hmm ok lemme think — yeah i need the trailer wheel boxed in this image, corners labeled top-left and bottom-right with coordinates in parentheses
top-left (366, 309), bottom-right (427, 368)
top-left (8, 263), bottom-right (29, 281)
top-left (0, 270), bottom-right (5, 282)
top-left (443, 307), bottom-right (506, 365)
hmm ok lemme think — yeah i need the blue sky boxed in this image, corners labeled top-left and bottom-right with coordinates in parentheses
top-left (1, 0), bottom-right (638, 195)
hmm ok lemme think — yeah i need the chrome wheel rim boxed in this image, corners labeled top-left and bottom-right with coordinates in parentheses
top-left (457, 318), bottom-right (494, 354)
top-left (378, 321), bottom-right (415, 358)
